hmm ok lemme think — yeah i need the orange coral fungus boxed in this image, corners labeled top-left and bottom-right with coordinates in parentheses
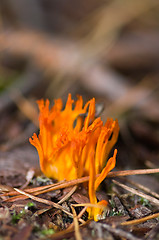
top-left (29, 94), bottom-right (119, 221)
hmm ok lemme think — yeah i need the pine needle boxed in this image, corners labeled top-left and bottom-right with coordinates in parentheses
top-left (2, 168), bottom-right (159, 202)
top-left (113, 180), bottom-right (159, 206)
top-left (121, 212), bottom-right (159, 226)
top-left (71, 206), bottom-right (83, 240)
top-left (13, 188), bottom-right (85, 224)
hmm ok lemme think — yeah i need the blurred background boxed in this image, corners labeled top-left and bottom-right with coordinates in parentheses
top-left (0, 0), bottom-right (159, 185)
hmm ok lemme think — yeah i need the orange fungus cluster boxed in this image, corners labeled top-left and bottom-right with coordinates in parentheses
top-left (29, 94), bottom-right (119, 221)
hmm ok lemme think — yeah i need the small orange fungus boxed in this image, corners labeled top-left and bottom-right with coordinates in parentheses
top-left (29, 94), bottom-right (119, 221)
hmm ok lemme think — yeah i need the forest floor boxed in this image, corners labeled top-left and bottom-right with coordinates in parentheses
top-left (1, 0), bottom-right (159, 239)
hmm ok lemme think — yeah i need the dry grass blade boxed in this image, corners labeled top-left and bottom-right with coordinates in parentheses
top-left (2, 168), bottom-right (159, 202)
top-left (13, 188), bottom-right (84, 224)
top-left (121, 212), bottom-right (159, 226)
top-left (113, 180), bottom-right (159, 206)
top-left (71, 206), bottom-right (83, 240)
